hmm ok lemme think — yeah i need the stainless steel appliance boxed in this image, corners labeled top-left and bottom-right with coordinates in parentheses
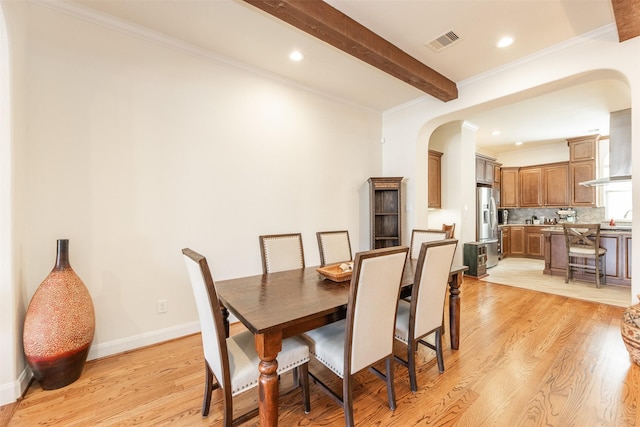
top-left (477, 187), bottom-right (499, 268)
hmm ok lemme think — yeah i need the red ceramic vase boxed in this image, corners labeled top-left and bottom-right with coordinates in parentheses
top-left (23, 239), bottom-right (95, 390)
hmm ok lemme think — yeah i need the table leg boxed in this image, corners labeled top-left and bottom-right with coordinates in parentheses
top-left (255, 332), bottom-right (282, 427)
top-left (448, 271), bottom-right (463, 350)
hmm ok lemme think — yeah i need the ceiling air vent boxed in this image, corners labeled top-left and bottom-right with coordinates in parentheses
top-left (426, 30), bottom-right (461, 52)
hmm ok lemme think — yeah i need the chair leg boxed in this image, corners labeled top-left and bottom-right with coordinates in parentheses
top-left (595, 256), bottom-right (601, 288)
top-left (407, 340), bottom-right (418, 393)
top-left (298, 363), bottom-right (311, 414)
top-left (343, 376), bottom-right (355, 427)
top-left (435, 329), bottom-right (445, 373)
top-left (385, 357), bottom-right (397, 411)
top-left (565, 255), bottom-right (570, 283)
top-left (202, 363), bottom-right (214, 417)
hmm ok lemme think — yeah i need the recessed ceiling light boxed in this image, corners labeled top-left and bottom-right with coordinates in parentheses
top-left (497, 36), bottom-right (514, 48)
top-left (492, 130), bottom-right (501, 136)
top-left (289, 50), bottom-right (304, 61)
top-left (515, 141), bottom-right (523, 146)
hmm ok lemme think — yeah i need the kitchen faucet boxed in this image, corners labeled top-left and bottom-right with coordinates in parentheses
top-left (624, 210), bottom-right (632, 219)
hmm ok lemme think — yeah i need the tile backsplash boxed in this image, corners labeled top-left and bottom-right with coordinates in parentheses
top-left (502, 207), bottom-right (605, 224)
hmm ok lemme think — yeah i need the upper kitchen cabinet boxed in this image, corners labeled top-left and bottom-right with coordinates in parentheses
top-left (543, 163), bottom-right (570, 206)
top-left (519, 162), bottom-right (569, 207)
top-left (568, 134), bottom-right (597, 161)
top-left (428, 150), bottom-right (442, 209)
top-left (500, 167), bottom-right (519, 207)
top-left (519, 166), bottom-right (542, 207)
top-left (567, 135), bottom-right (598, 207)
top-left (476, 154), bottom-right (497, 185)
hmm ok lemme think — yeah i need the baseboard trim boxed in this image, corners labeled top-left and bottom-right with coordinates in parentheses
top-left (0, 367), bottom-right (32, 406)
top-left (87, 321), bottom-right (201, 361)
top-left (1, 322), bottom-right (201, 406)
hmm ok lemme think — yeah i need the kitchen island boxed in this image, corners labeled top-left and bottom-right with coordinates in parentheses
top-left (543, 226), bottom-right (632, 287)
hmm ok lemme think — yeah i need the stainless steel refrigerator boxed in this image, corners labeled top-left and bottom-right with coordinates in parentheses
top-left (476, 187), bottom-right (499, 268)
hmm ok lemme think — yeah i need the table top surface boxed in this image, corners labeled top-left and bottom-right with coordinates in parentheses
top-left (216, 261), bottom-right (467, 335)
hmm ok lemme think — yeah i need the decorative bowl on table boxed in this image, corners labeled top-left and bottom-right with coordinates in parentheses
top-left (317, 262), bottom-right (353, 282)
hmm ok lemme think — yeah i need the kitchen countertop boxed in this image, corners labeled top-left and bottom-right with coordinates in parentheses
top-left (500, 223), bottom-right (632, 232)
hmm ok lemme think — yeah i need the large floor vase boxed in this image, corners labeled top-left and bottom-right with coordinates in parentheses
top-left (23, 239), bottom-right (95, 390)
top-left (622, 294), bottom-right (640, 366)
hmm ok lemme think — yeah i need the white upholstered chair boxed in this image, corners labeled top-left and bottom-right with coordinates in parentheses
top-left (409, 229), bottom-right (448, 259)
top-left (303, 246), bottom-right (409, 427)
top-left (316, 230), bottom-right (352, 266)
top-left (182, 248), bottom-right (310, 425)
top-left (259, 233), bottom-right (305, 273)
top-left (394, 239), bottom-right (457, 392)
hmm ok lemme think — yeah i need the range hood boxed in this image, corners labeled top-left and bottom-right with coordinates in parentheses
top-left (580, 108), bottom-right (631, 187)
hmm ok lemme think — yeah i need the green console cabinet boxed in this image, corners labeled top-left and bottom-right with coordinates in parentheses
top-left (464, 242), bottom-right (488, 278)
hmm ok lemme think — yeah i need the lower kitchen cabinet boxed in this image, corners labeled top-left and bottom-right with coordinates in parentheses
top-left (525, 226), bottom-right (545, 259)
top-left (501, 226), bottom-right (510, 258)
top-left (502, 225), bottom-right (545, 259)
top-left (510, 226), bottom-right (525, 256)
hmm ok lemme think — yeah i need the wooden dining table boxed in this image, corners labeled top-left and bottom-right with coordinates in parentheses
top-left (215, 260), bottom-right (468, 427)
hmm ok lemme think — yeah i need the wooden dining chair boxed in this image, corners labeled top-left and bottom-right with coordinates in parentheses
top-left (259, 233), bottom-right (305, 273)
top-left (302, 246), bottom-right (409, 427)
top-left (316, 230), bottom-right (352, 266)
top-left (409, 229), bottom-right (448, 259)
top-left (181, 248), bottom-right (311, 425)
top-left (563, 223), bottom-right (607, 288)
top-left (442, 223), bottom-right (456, 238)
top-left (394, 239), bottom-right (457, 392)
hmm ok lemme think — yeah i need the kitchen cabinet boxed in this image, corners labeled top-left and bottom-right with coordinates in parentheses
top-left (543, 163), bottom-right (570, 206)
top-left (428, 150), bottom-right (442, 209)
top-left (369, 177), bottom-right (402, 249)
top-left (567, 135), bottom-right (598, 207)
top-left (568, 134), bottom-right (597, 161)
top-left (502, 226), bottom-right (511, 258)
top-left (476, 154), bottom-right (496, 185)
top-left (510, 226), bottom-right (525, 256)
top-left (500, 167), bottom-right (519, 207)
top-left (570, 161), bottom-right (596, 206)
top-left (519, 167), bottom-right (542, 207)
top-left (525, 226), bottom-right (545, 258)
top-left (519, 163), bottom-right (569, 208)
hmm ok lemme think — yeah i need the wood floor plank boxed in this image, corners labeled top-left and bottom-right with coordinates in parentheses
top-left (4, 278), bottom-right (639, 426)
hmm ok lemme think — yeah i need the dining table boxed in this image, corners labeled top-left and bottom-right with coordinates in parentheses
top-left (215, 260), bottom-right (468, 427)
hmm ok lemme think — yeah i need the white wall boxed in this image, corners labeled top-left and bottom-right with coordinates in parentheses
top-left (497, 141), bottom-right (570, 167)
top-left (382, 25), bottom-right (640, 305)
top-left (1, 1), bottom-right (383, 403)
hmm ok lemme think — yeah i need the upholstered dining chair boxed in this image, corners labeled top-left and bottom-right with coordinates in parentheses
top-left (442, 223), bottom-right (456, 239)
top-left (259, 233), bottom-right (305, 273)
top-left (563, 223), bottom-right (607, 288)
top-left (409, 229), bottom-right (448, 259)
top-left (182, 248), bottom-right (311, 425)
top-left (316, 230), bottom-right (352, 266)
top-left (303, 246), bottom-right (409, 427)
top-left (394, 239), bottom-right (457, 392)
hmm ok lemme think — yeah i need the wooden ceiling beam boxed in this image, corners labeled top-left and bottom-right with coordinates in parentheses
top-left (242, 0), bottom-right (458, 102)
top-left (611, 0), bottom-right (640, 42)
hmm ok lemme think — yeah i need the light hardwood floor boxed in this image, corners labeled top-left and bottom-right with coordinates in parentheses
top-left (482, 257), bottom-right (632, 307)
top-left (3, 278), bottom-right (639, 426)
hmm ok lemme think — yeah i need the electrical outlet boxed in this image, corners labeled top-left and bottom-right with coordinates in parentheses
top-left (157, 299), bottom-right (168, 314)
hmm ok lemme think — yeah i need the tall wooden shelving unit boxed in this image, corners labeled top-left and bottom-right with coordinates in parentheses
top-left (368, 177), bottom-right (403, 249)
